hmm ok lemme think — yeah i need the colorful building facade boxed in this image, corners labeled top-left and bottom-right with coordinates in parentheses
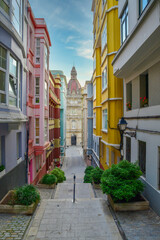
top-left (112, 0), bottom-right (160, 216)
top-left (66, 67), bottom-right (83, 146)
top-left (46, 72), bottom-right (61, 169)
top-left (27, 3), bottom-right (51, 184)
top-left (0, 0), bottom-right (28, 200)
top-left (82, 82), bottom-right (88, 157)
top-left (51, 70), bottom-right (67, 158)
top-left (91, 0), bottom-right (123, 169)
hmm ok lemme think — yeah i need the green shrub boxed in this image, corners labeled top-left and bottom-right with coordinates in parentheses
top-left (101, 160), bottom-right (144, 202)
top-left (50, 168), bottom-right (66, 183)
top-left (41, 174), bottom-right (57, 185)
top-left (92, 167), bottom-right (104, 184)
top-left (0, 165), bottom-right (5, 172)
top-left (84, 166), bottom-right (94, 174)
top-left (15, 185), bottom-right (40, 206)
top-left (83, 174), bottom-right (93, 183)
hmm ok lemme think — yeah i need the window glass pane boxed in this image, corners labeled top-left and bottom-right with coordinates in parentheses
top-left (9, 96), bottom-right (17, 106)
top-left (12, 0), bottom-right (20, 33)
top-left (35, 97), bottom-right (39, 103)
top-left (9, 75), bottom-right (17, 96)
top-left (0, 70), bottom-right (5, 91)
top-left (10, 56), bottom-right (17, 77)
top-left (0, 0), bottom-right (9, 14)
top-left (0, 93), bottom-right (6, 103)
top-left (36, 87), bottom-right (39, 94)
top-left (0, 46), bottom-right (7, 69)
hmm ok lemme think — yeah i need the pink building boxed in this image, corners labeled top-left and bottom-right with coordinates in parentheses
top-left (27, 2), bottom-right (51, 184)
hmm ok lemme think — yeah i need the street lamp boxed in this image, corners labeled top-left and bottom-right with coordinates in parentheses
top-left (118, 117), bottom-right (128, 160)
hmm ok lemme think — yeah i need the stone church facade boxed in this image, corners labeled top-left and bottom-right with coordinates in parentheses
top-left (66, 67), bottom-right (83, 146)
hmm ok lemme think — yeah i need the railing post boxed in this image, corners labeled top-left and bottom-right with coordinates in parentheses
top-left (73, 174), bottom-right (76, 203)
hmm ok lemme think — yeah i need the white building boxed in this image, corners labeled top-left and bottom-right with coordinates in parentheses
top-left (112, 0), bottom-right (160, 215)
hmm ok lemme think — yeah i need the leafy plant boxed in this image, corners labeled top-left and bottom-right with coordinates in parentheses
top-left (83, 174), bottom-right (93, 183)
top-left (50, 167), bottom-right (66, 183)
top-left (92, 167), bottom-right (104, 184)
top-left (126, 101), bottom-right (132, 110)
top-left (0, 165), bottom-right (5, 172)
top-left (41, 174), bottom-right (57, 185)
top-left (101, 160), bottom-right (144, 202)
top-left (84, 166), bottom-right (94, 174)
top-left (14, 185), bottom-right (40, 206)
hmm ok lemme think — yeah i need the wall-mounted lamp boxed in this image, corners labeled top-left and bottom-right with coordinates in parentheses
top-left (117, 117), bottom-right (128, 160)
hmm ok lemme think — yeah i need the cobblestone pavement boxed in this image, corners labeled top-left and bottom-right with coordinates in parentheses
top-left (94, 188), bottom-right (160, 240)
top-left (0, 213), bottom-right (31, 240)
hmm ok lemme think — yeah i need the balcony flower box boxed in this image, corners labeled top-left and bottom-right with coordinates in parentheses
top-left (0, 190), bottom-right (39, 215)
top-left (108, 194), bottom-right (149, 211)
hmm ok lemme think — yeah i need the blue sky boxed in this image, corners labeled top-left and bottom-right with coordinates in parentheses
top-left (29, 0), bottom-right (93, 86)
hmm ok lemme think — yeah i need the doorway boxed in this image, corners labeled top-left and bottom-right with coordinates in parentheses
top-left (71, 135), bottom-right (76, 145)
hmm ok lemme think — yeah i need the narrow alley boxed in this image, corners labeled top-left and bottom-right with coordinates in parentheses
top-left (25, 146), bottom-right (122, 240)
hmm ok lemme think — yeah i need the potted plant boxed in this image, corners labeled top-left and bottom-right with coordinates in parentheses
top-left (37, 174), bottom-right (57, 189)
top-left (126, 101), bottom-right (132, 110)
top-left (0, 185), bottom-right (40, 215)
top-left (83, 166), bottom-right (94, 183)
top-left (50, 167), bottom-right (66, 183)
top-left (101, 160), bottom-right (149, 211)
top-left (0, 165), bottom-right (5, 178)
top-left (140, 96), bottom-right (148, 107)
top-left (92, 167), bottom-right (104, 189)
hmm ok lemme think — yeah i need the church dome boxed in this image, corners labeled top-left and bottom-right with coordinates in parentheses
top-left (67, 67), bottom-right (81, 94)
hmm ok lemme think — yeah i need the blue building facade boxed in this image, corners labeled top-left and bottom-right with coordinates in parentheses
top-left (0, 0), bottom-right (28, 199)
top-left (86, 81), bottom-right (93, 158)
top-left (51, 70), bottom-right (67, 158)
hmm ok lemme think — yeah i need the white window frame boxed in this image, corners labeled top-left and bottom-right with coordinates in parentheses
top-left (0, 45), bottom-right (7, 104)
top-left (101, 24), bottom-right (107, 52)
top-left (44, 118), bottom-right (48, 143)
top-left (121, 4), bottom-right (128, 44)
top-left (35, 118), bottom-right (40, 145)
top-left (35, 77), bottom-right (40, 104)
top-left (44, 81), bottom-right (48, 106)
top-left (35, 38), bottom-right (40, 64)
top-left (102, 109), bottom-right (108, 130)
top-left (102, 67), bottom-right (107, 91)
top-left (106, 147), bottom-right (109, 165)
top-left (9, 55), bottom-right (19, 107)
top-left (12, 0), bottom-right (22, 35)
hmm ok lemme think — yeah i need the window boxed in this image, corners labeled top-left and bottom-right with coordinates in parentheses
top-left (126, 82), bottom-right (132, 111)
top-left (121, 5), bottom-right (128, 44)
top-left (138, 141), bottom-right (146, 177)
top-left (111, 151), bottom-right (115, 165)
top-left (93, 84), bottom-right (96, 100)
top-left (16, 132), bottom-right (22, 160)
top-left (35, 118), bottom-right (39, 144)
top-left (106, 147), bottom-right (109, 165)
top-left (12, 0), bottom-right (22, 35)
top-left (45, 45), bottom-right (48, 70)
top-left (140, 72), bottom-right (148, 108)
top-left (126, 137), bottom-right (131, 162)
top-left (102, 109), bottom-right (108, 130)
top-left (44, 81), bottom-right (48, 106)
top-left (0, 46), bottom-right (7, 104)
top-left (35, 77), bottom-right (40, 104)
top-left (93, 112), bottom-right (96, 128)
top-left (0, 0), bottom-right (9, 14)
top-left (72, 120), bottom-right (76, 129)
top-left (139, 0), bottom-right (151, 15)
top-left (44, 119), bottom-right (48, 143)
top-left (9, 55), bottom-right (18, 107)
top-left (0, 136), bottom-right (5, 167)
top-left (36, 38), bottom-right (40, 64)
top-left (158, 147), bottom-right (160, 189)
top-left (102, 24), bottom-right (107, 52)
top-left (102, 67), bottom-right (107, 90)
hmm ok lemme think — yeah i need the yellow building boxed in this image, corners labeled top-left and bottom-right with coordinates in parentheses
top-left (91, 0), bottom-right (123, 169)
